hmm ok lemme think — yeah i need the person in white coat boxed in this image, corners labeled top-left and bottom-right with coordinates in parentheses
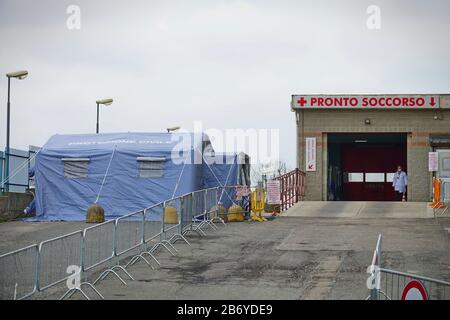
top-left (392, 165), bottom-right (407, 201)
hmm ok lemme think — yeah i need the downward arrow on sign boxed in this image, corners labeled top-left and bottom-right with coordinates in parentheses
top-left (430, 97), bottom-right (436, 107)
top-left (308, 165), bottom-right (313, 170)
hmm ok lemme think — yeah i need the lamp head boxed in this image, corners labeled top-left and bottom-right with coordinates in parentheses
top-left (96, 98), bottom-right (113, 106)
top-left (166, 126), bottom-right (181, 133)
top-left (6, 70), bottom-right (28, 80)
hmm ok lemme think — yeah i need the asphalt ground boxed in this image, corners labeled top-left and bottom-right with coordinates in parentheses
top-left (1, 204), bottom-right (449, 300)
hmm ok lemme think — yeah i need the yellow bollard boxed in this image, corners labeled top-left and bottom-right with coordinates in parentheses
top-left (227, 204), bottom-right (245, 222)
top-left (251, 188), bottom-right (266, 222)
top-left (164, 206), bottom-right (179, 224)
top-left (86, 204), bottom-right (105, 223)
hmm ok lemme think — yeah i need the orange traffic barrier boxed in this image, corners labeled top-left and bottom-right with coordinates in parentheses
top-left (430, 177), bottom-right (446, 209)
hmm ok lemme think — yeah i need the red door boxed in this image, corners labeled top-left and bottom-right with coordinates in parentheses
top-left (342, 144), bottom-right (406, 201)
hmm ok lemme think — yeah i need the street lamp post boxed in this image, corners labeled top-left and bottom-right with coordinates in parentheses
top-left (95, 98), bottom-right (113, 134)
top-left (4, 70), bottom-right (28, 193)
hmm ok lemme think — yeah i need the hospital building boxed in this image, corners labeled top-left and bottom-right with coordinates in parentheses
top-left (292, 94), bottom-right (450, 201)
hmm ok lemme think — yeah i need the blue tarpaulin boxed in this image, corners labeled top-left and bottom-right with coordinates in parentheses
top-left (33, 132), bottom-right (219, 221)
top-left (203, 153), bottom-right (238, 188)
top-left (202, 153), bottom-right (243, 209)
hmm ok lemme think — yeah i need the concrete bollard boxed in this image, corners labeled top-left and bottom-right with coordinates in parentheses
top-left (86, 204), bottom-right (105, 223)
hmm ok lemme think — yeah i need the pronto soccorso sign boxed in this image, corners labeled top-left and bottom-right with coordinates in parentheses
top-left (291, 94), bottom-right (440, 109)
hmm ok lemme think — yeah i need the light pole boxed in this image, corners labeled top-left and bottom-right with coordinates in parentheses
top-left (4, 70), bottom-right (28, 193)
top-left (95, 98), bottom-right (113, 134)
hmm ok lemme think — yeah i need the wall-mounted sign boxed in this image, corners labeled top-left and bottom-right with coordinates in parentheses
top-left (266, 180), bottom-right (281, 204)
top-left (428, 152), bottom-right (438, 172)
top-left (292, 95), bottom-right (440, 109)
top-left (305, 137), bottom-right (316, 172)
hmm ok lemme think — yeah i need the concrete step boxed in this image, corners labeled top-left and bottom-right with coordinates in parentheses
top-left (283, 201), bottom-right (433, 219)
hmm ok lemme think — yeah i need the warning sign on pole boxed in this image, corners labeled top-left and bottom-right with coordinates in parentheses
top-left (305, 137), bottom-right (316, 172)
top-left (428, 152), bottom-right (438, 172)
top-left (401, 280), bottom-right (428, 300)
top-left (266, 180), bottom-right (281, 204)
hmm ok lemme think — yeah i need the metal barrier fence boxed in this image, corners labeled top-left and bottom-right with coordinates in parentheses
top-left (193, 189), bottom-right (219, 233)
top-left (162, 196), bottom-right (183, 244)
top-left (191, 190), bottom-right (208, 234)
top-left (0, 186), bottom-right (229, 300)
top-left (218, 186), bottom-right (251, 216)
top-left (38, 231), bottom-right (83, 292)
top-left (116, 210), bottom-right (145, 258)
top-left (377, 268), bottom-right (450, 300)
top-left (366, 234), bottom-right (450, 300)
top-left (273, 168), bottom-right (305, 211)
top-left (206, 188), bottom-right (221, 224)
top-left (0, 244), bottom-right (38, 300)
top-left (83, 220), bottom-right (115, 273)
top-left (367, 234), bottom-right (382, 300)
top-left (144, 203), bottom-right (169, 257)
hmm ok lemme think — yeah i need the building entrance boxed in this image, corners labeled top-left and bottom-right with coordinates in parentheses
top-left (327, 133), bottom-right (407, 201)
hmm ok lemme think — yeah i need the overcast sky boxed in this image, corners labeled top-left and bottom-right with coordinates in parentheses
top-left (1, 0), bottom-right (449, 169)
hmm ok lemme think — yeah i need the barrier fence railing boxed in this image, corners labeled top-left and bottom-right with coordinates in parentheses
top-left (366, 234), bottom-right (450, 300)
top-left (0, 244), bottom-right (38, 300)
top-left (218, 186), bottom-right (251, 217)
top-left (0, 186), bottom-right (231, 300)
top-left (83, 220), bottom-right (116, 274)
top-left (38, 230), bottom-right (83, 293)
top-left (273, 168), bottom-right (305, 211)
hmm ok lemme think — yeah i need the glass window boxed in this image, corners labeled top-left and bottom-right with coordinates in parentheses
top-left (348, 173), bottom-right (363, 182)
top-left (62, 158), bottom-right (89, 179)
top-left (443, 159), bottom-right (450, 171)
top-left (137, 157), bottom-right (165, 178)
top-left (366, 173), bottom-right (385, 182)
top-left (386, 173), bottom-right (395, 182)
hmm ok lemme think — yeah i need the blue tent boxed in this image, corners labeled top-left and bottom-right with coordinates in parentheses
top-left (202, 152), bottom-right (251, 209)
top-left (34, 132), bottom-right (214, 221)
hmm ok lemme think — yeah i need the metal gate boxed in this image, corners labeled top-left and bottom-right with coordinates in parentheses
top-left (366, 234), bottom-right (450, 300)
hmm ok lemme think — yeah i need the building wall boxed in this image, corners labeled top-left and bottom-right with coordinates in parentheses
top-left (296, 107), bottom-right (450, 201)
top-left (0, 192), bottom-right (34, 221)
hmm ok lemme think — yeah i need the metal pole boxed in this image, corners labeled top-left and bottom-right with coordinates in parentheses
top-left (5, 77), bottom-right (11, 193)
top-left (96, 103), bottom-right (100, 134)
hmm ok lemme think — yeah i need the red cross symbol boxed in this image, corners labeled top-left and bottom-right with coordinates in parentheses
top-left (297, 96), bottom-right (308, 107)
